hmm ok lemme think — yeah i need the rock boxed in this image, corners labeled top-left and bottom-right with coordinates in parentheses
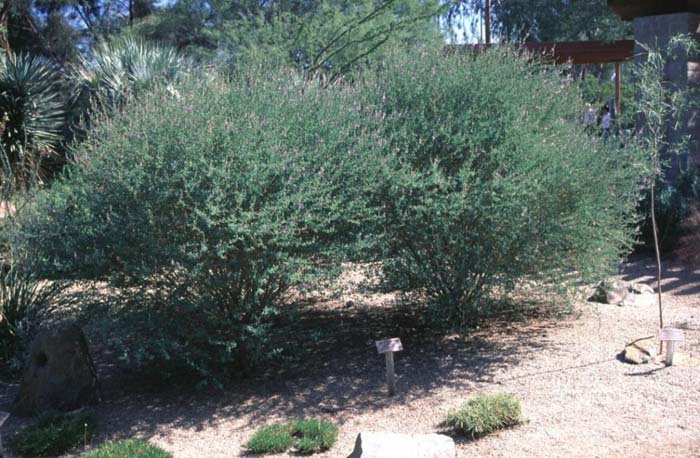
top-left (589, 279), bottom-right (655, 307)
top-left (12, 324), bottom-right (99, 416)
top-left (590, 279), bottom-right (628, 305)
top-left (622, 337), bottom-right (657, 364)
top-left (670, 352), bottom-right (700, 368)
top-left (621, 291), bottom-right (656, 307)
top-left (631, 282), bottom-right (655, 295)
top-left (348, 432), bottom-right (455, 458)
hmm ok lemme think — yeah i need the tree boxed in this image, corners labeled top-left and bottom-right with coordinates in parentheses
top-left (446, 0), bottom-right (632, 43)
top-left (631, 35), bottom-right (699, 346)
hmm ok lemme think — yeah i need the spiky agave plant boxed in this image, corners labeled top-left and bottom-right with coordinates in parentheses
top-left (0, 267), bottom-right (67, 363)
top-left (73, 37), bottom-right (191, 113)
top-left (0, 53), bottom-right (65, 190)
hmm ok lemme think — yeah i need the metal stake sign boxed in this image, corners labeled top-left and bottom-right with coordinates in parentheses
top-left (375, 338), bottom-right (403, 396)
top-left (659, 328), bottom-right (685, 366)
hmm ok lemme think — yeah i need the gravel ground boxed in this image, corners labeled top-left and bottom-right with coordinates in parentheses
top-left (1, 255), bottom-right (698, 457)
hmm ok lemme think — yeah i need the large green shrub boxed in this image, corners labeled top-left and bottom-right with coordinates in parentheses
top-left (12, 69), bottom-right (381, 383)
top-left (367, 48), bottom-right (647, 323)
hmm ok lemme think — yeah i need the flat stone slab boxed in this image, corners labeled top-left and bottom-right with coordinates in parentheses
top-left (348, 432), bottom-right (455, 458)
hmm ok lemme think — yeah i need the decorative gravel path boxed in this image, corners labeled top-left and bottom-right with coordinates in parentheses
top-left (1, 255), bottom-right (699, 457)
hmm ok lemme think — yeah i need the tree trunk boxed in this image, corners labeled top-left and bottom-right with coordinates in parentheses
top-left (650, 178), bottom-right (664, 354)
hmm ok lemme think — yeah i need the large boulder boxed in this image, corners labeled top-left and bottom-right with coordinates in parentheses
top-left (12, 324), bottom-right (99, 416)
top-left (589, 279), bottom-right (656, 307)
top-left (348, 432), bottom-right (455, 458)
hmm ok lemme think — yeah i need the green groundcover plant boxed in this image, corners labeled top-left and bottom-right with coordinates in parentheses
top-left (84, 438), bottom-right (172, 458)
top-left (246, 418), bottom-right (338, 455)
top-left (445, 393), bottom-right (522, 438)
top-left (13, 412), bottom-right (95, 457)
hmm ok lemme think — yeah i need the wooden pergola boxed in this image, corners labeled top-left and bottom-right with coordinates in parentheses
top-left (460, 40), bottom-right (635, 114)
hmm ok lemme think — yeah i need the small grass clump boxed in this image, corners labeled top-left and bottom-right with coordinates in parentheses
top-left (445, 393), bottom-right (522, 438)
top-left (14, 412), bottom-right (95, 457)
top-left (84, 438), bottom-right (172, 458)
top-left (246, 418), bottom-right (338, 455)
top-left (290, 418), bottom-right (338, 454)
top-left (245, 424), bottom-right (294, 454)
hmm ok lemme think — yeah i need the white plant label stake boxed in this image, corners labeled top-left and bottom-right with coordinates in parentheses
top-left (659, 328), bottom-right (685, 366)
top-left (376, 337), bottom-right (403, 396)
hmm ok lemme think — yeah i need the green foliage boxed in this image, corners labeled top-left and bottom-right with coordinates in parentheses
top-left (246, 424), bottom-right (294, 454)
top-left (289, 418), bottom-right (338, 454)
top-left (638, 168), bottom-right (700, 251)
top-left (13, 412), bottom-right (95, 457)
top-left (445, 393), bottom-right (522, 438)
top-left (446, 0), bottom-right (631, 43)
top-left (0, 267), bottom-right (65, 364)
top-left (0, 53), bottom-right (66, 188)
top-left (577, 70), bottom-right (633, 120)
top-left (85, 439), bottom-right (172, 458)
top-left (72, 37), bottom-right (191, 114)
top-left (367, 47), bottom-right (647, 324)
top-left (221, 0), bottom-right (444, 79)
top-left (12, 68), bottom-right (381, 383)
top-left (246, 419), bottom-right (338, 455)
top-left (129, 1), bottom-right (220, 60)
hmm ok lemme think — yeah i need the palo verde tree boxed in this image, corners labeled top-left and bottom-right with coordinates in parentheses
top-left (631, 34), bottom-right (699, 341)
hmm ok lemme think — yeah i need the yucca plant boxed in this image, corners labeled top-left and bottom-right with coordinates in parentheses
top-left (73, 37), bottom-right (191, 113)
top-left (0, 53), bottom-right (65, 190)
top-left (0, 267), bottom-right (66, 364)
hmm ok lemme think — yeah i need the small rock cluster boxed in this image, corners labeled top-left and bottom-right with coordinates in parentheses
top-left (589, 279), bottom-right (655, 307)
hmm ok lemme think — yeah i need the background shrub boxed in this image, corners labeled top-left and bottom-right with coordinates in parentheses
top-left (367, 47), bottom-right (648, 324)
top-left (638, 167), bottom-right (700, 252)
top-left (14, 412), bottom-right (95, 457)
top-left (245, 424), bottom-right (293, 454)
top-left (445, 393), bottom-right (522, 438)
top-left (85, 438), bottom-right (172, 458)
top-left (12, 69), bottom-right (382, 383)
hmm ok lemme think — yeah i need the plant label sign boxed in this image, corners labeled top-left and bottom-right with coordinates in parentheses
top-left (659, 328), bottom-right (685, 342)
top-left (376, 337), bottom-right (403, 354)
top-left (659, 328), bottom-right (685, 366)
top-left (375, 338), bottom-right (402, 396)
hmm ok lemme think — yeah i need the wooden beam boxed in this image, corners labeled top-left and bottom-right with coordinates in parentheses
top-left (453, 40), bottom-right (635, 65)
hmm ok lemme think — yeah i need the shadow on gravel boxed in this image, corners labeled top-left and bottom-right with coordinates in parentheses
top-left (620, 255), bottom-right (700, 297)
top-left (0, 290), bottom-right (569, 446)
